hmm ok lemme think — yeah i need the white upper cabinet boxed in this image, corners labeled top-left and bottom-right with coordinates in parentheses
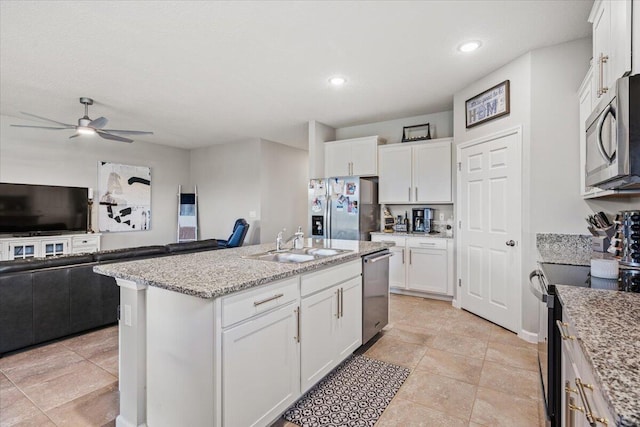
top-left (589, 0), bottom-right (632, 102)
top-left (324, 136), bottom-right (385, 177)
top-left (413, 141), bottom-right (452, 203)
top-left (378, 145), bottom-right (412, 203)
top-left (378, 138), bottom-right (452, 204)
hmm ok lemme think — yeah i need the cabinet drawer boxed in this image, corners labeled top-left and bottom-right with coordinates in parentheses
top-left (301, 260), bottom-right (361, 297)
top-left (371, 235), bottom-right (406, 246)
top-left (221, 277), bottom-right (299, 328)
top-left (407, 237), bottom-right (447, 250)
top-left (72, 235), bottom-right (100, 253)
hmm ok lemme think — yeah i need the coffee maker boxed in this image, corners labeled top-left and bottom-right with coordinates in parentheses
top-left (412, 208), bottom-right (435, 233)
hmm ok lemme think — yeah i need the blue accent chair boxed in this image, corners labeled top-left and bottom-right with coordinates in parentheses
top-left (217, 218), bottom-right (250, 248)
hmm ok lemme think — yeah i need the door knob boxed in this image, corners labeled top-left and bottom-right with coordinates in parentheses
top-left (506, 240), bottom-right (516, 247)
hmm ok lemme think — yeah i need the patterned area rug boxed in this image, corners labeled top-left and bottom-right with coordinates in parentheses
top-left (283, 354), bottom-right (410, 427)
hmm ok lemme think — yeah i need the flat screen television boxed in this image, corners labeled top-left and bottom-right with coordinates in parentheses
top-left (0, 182), bottom-right (88, 235)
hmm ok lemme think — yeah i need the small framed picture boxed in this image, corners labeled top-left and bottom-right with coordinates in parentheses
top-left (402, 123), bottom-right (431, 142)
top-left (465, 80), bottom-right (510, 128)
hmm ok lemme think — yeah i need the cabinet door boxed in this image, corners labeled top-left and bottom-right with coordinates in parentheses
top-left (222, 302), bottom-right (300, 427)
top-left (592, 0), bottom-right (610, 101)
top-left (0, 273), bottom-right (34, 353)
top-left (42, 239), bottom-right (70, 257)
top-left (413, 141), bottom-right (452, 203)
top-left (407, 247), bottom-right (449, 295)
top-left (335, 277), bottom-right (362, 360)
top-left (8, 241), bottom-right (38, 259)
top-left (325, 142), bottom-right (349, 177)
top-left (300, 285), bottom-right (338, 392)
top-left (378, 145), bottom-right (412, 203)
top-left (578, 67), bottom-right (601, 198)
top-left (350, 138), bottom-right (378, 176)
top-left (609, 0), bottom-right (632, 88)
top-left (389, 246), bottom-right (406, 289)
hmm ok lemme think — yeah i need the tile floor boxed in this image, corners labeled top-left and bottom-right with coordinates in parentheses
top-left (0, 294), bottom-right (542, 427)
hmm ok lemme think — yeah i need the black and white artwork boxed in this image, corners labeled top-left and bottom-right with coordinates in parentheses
top-left (98, 162), bottom-right (151, 232)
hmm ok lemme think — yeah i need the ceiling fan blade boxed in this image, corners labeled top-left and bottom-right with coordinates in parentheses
top-left (10, 124), bottom-right (73, 130)
top-left (69, 134), bottom-right (79, 139)
top-left (97, 130), bottom-right (133, 143)
top-left (89, 116), bottom-right (108, 129)
top-left (101, 129), bottom-right (154, 135)
top-left (19, 112), bottom-right (75, 127)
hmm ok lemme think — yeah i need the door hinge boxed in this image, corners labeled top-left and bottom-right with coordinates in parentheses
top-left (458, 220), bottom-right (462, 229)
top-left (458, 162), bottom-right (461, 171)
top-left (458, 278), bottom-right (462, 287)
top-left (117, 305), bottom-right (121, 321)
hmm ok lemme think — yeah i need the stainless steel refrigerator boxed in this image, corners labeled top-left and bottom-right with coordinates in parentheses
top-left (308, 177), bottom-right (380, 241)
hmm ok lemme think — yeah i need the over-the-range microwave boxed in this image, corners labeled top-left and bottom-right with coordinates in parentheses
top-left (585, 74), bottom-right (640, 190)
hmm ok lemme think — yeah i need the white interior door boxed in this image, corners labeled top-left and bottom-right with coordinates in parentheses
top-left (458, 129), bottom-right (521, 332)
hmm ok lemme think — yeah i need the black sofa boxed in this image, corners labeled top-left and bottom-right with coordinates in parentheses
top-left (0, 239), bottom-right (220, 355)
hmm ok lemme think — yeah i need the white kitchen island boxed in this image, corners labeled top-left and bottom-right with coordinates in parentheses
top-left (94, 239), bottom-right (390, 427)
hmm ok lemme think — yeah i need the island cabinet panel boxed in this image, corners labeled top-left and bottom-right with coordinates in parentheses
top-left (222, 301), bottom-right (300, 427)
top-left (335, 276), bottom-right (363, 360)
top-left (300, 285), bottom-right (340, 392)
top-left (146, 287), bottom-right (216, 427)
top-left (300, 260), bottom-right (362, 393)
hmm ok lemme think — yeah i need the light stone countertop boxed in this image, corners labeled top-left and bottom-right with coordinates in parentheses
top-left (555, 285), bottom-right (640, 427)
top-left (94, 238), bottom-right (391, 299)
top-left (370, 231), bottom-right (453, 240)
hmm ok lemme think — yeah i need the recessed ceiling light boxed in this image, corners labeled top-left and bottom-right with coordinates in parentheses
top-left (329, 76), bottom-right (347, 86)
top-left (458, 41), bottom-right (481, 53)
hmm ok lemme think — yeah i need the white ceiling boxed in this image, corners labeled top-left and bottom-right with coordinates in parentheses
top-left (0, 1), bottom-right (592, 150)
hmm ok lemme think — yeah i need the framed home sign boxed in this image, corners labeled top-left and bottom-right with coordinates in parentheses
top-left (465, 80), bottom-right (510, 128)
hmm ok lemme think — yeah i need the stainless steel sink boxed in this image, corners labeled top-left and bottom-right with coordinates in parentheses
top-left (243, 247), bottom-right (352, 263)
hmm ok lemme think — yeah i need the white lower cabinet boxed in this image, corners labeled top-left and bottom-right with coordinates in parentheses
top-left (300, 262), bottom-right (362, 393)
top-left (559, 314), bottom-right (615, 427)
top-left (372, 234), bottom-right (454, 297)
top-left (145, 260), bottom-right (364, 427)
top-left (407, 246), bottom-right (448, 294)
top-left (222, 301), bottom-right (300, 427)
top-left (0, 233), bottom-right (101, 260)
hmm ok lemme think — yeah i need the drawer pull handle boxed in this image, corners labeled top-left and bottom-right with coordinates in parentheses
top-left (568, 403), bottom-right (585, 413)
top-left (576, 378), bottom-right (607, 425)
top-left (294, 307), bottom-right (300, 343)
top-left (253, 293), bottom-right (284, 306)
top-left (419, 242), bottom-right (436, 246)
top-left (556, 320), bottom-right (575, 340)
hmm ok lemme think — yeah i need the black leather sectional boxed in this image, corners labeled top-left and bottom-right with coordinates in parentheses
top-left (0, 239), bottom-right (220, 355)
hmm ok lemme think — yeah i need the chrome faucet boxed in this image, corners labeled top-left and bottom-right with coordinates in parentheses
top-left (276, 227), bottom-right (304, 251)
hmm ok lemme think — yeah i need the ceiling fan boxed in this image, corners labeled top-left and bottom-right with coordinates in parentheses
top-left (10, 97), bottom-right (153, 143)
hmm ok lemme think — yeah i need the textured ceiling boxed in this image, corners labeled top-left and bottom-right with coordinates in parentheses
top-left (0, 1), bottom-right (592, 150)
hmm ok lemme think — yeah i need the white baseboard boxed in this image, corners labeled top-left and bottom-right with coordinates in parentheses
top-left (115, 415), bottom-right (147, 427)
top-left (390, 288), bottom-right (454, 303)
top-left (518, 329), bottom-right (538, 344)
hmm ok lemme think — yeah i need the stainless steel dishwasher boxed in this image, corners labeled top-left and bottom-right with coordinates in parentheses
top-left (362, 249), bottom-right (391, 344)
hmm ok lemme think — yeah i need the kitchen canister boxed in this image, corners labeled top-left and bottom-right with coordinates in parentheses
top-left (590, 259), bottom-right (619, 279)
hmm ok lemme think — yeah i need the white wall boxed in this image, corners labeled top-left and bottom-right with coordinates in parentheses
top-left (308, 120), bottom-right (336, 179)
top-left (335, 111), bottom-right (453, 143)
top-left (189, 139), bottom-right (262, 244)
top-left (190, 138), bottom-right (308, 246)
top-left (453, 38), bottom-right (640, 336)
top-left (0, 114), bottom-right (191, 250)
top-left (260, 139), bottom-right (308, 243)
top-left (453, 51), bottom-right (534, 334)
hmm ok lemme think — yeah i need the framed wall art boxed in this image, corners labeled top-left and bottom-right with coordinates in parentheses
top-left (98, 162), bottom-right (151, 232)
top-left (465, 80), bottom-right (510, 128)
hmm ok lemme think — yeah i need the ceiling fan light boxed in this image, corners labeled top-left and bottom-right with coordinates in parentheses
top-left (77, 126), bottom-right (96, 135)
